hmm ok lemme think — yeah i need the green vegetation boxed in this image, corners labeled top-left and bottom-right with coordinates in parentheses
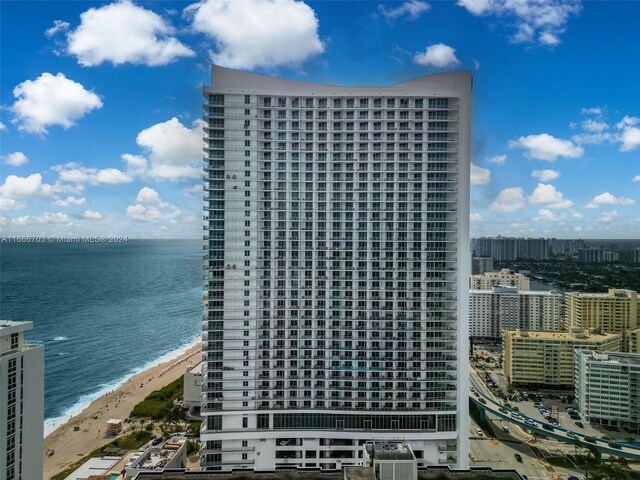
top-left (186, 440), bottom-right (200, 456)
top-left (51, 431), bottom-right (153, 480)
top-left (130, 376), bottom-right (184, 420)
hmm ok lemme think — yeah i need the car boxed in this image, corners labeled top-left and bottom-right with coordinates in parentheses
top-left (534, 402), bottom-right (542, 408)
top-left (608, 442), bottom-right (622, 450)
top-left (511, 413), bottom-right (522, 420)
top-left (474, 392), bottom-right (480, 397)
top-left (152, 437), bottom-right (163, 446)
top-left (567, 431), bottom-right (577, 438)
top-left (512, 406), bottom-right (520, 412)
top-left (499, 407), bottom-right (508, 414)
top-left (583, 436), bottom-right (597, 443)
top-left (470, 387), bottom-right (475, 393)
top-left (548, 418), bottom-right (558, 424)
top-left (575, 421), bottom-right (584, 428)
top-left (567, 407), bottom-right (576, 413)
top-left (514, 453), bottom-right (523, 462)
top-left (543, 424), bottom-right (554, 432)
top-left (502, 426), bottom-right (509, 433)
top-left (476, 428), bottom-right (483, 436)
top-left (526, 418), bottom-right (535, 425)
top-left (479, 398), bottom-right (487, 404)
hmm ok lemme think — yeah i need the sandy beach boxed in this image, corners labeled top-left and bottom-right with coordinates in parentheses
top-left (43, 342), bottom-right (201, 480)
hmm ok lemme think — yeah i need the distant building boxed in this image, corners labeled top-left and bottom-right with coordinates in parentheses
top-left (183, 362), bottom-right (203, 411)
top-left (0, 321), bottom-right (44, 480)
top-left (469, 269), bottom-right (530, 290)
top-left (503, 328), bottom-right (622, 389)
top-left (470, 287), bottom-right (562, 339)
top-left (566, 289), bottom-right (639, 352)
top-left (63, 456), bottom-right (121, 480)
top-left (632, 247), bottom-right (640, 264)
top-left (628, 328), bottom-right (640, 354)
top-left (578, 248), bottom-right (619, 263)
top-left (575, 350), bottom-right (640, 434)
top-left (471, 257), bottom-right (494, 275)
top-left (473, 237), bottom-right (550, 261)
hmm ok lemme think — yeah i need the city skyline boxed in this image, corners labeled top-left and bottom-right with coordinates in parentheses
top-left (1, 0), bottom-right (639, 239)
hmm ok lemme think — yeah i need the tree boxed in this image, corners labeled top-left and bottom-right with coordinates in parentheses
top-left (590, 456), bottom-right (632, 480)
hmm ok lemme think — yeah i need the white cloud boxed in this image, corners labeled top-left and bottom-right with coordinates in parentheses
top-left (52, 163), bottom-right (132, 185)
top-left (378, 0), bottom-right (430, 21)
top-left (185, 184), bottom-right (202, 194)
top-left (596, 210), bottom-right (617, 224)
top-left (470, 162), bottom-right (491, 185)
top-left (185, 0), bottom-right (324, 69)
top-left (585, 192), bottom-right (635, 209)
top-left (0, 198), bottom-right (26, 211)
top-left (531, 169), bottom-right (560, 182)
top-left (12, 212), bottom-right (74, 226)
top-left (509, 133), bottom-right (583, 161)
top-left (65, 1), bottom-right (194, 66)
top-left (489, 187), bottom-right (525, 212)
top-left (2, 152), bottom-right (28, 167)
top-left (633, 175), bottom-right (640, 183)
top-left (457, 0), bottom-right (581, 46)
top-left (535, 208), bottom-right (561, 222)
top-left (0, 174), bottom-right (55, 199)
top-left (81, 210), bottom-right (104, 220)
top-left (53, 196), bottom-right (86, 207)
top-left (571, 132), bottom-right (613, 145)
top-left (10, 72), bottom-right (102, 134)
top-left (0, 121), bottom-right (6, 131)
top-left (582, 119), bottom-right (608, 132)
top-left (45, 19), bottom-right (70, 37)
top-left (127, 187), bottom-right (181, 221)
top-left (470, 213), bottom-right (482, 222)
top-left (124, 117), bottom-right (204, 180)
top-left (529, 183), bottom-right (573, 209)
top-left (414, 43), bottom-right (460, 68)
top-left (615, 117), bottom-right (640, 152)
top-left (472, 59), bottom-right (481, 70)
top-left (582, 107), bottom-right (602, 115)
top-left (488, 154), bottom-right (507, 164)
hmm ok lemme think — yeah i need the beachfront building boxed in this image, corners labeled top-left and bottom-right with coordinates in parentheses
top-left (469, 286), bottom-right (562, 339)
top-left (575, 350), bottom-right (640, 433)
top-left (0, 321), bottom-right (44, 480)
top-left (566, 289), bottom-right (639, 351)
top-left (503, 327), bottom-right (621, 389)
top-left (468, 269), bottom-right (530, 290)
top-left (202, 66), bottom-right (472, 471)
top-left (183, 361), bottom-right (203, 411)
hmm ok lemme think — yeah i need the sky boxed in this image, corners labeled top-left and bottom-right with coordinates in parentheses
top-left (1, 0), bottom-right (639, 239)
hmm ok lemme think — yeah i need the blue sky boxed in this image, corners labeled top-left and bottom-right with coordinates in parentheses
top-left (1, 0), bottom-right (638, 239)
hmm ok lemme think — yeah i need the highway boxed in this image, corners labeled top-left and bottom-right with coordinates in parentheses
top-left (469, 375), bottom-right (640, 461)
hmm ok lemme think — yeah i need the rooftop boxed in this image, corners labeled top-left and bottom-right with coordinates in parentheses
top-left (130, 437), bottom-right (186, 471)
top-left (367, 441), bottom-right (416, 461)
top-left (0, 320), bottom-right (33, 334)
top-left (578, 350), bottom-right (640, 366)
top-left (507, 328), bottom-right (621, 342)
top-left (186, 361), bottom-right (204, 375)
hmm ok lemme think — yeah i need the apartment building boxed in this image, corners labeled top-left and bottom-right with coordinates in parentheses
top-left (470, 286), bottom-right (561, 339)
top-left (469, 269), bottom-right (530, 290)
top-left (202, 66), bottom-right (471, 471)
top-left (0, 321), bottom-right (44, 480)
top-left (503, 328), bottom-right (621, 389)
top-left (566, 289), bottom-right (639, 351)
top-left (471, 257), bottom-right (494, 275)
top-left (575, 350), bottom-right (640, 433)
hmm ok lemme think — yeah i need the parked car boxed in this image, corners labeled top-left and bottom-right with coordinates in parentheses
top-left (502, 426), bottom-right (509, 433)
top-left (514, 453), bottom-right (523, 462)
top-left (476, 428), bottom-right (483, 436)
top-left (575, 421), bottom-right (584, 428)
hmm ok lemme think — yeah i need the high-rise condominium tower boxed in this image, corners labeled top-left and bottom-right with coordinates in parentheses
top-left (0, 321), bottom-right (44, 480)
top-left (202, 66), bottom-right (471, 472)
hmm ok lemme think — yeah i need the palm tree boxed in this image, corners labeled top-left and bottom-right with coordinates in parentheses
top-left (573, 436), bottom-right (583, 456)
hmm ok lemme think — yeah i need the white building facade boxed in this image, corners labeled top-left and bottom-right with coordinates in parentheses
top-left (468, 269), bottom-right (530, 291)
top-left (575, 350), bottom-right (640, 433)
top-left (0, 321), bottom-right (44, 480)
top-left (469, 287), bottom-right (561, 339)
top-left (202, 66), bottom-right (471, 471)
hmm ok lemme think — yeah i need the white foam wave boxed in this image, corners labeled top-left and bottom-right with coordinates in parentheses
top-left (53, 336), bottom-right (68, 341)
top-left (43, 335), bottom-right (201, 437)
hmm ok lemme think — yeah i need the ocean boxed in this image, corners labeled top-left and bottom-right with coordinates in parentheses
top-left (0, 239), bottom-right (202, 430)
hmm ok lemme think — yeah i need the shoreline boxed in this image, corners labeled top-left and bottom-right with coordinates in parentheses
top-left (43, 340), bottom-right (202, 479)
top-left (44, 336), bottom-right (201, 437)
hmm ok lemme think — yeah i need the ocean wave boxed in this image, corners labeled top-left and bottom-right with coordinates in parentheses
top-left (53, 336), bottom-right (68, 341)
top-left (43, 335), bottom-right (201, 437)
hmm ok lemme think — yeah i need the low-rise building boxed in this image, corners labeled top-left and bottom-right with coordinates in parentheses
top-left (126, 436), bottom-right (187, 477)
top-left (575, 350), bottom-right (640, 433)
top-left (469, 269), bottom-right (530, 290)
top-left (470, 286), bottom-right (561, 339)
top-left (503, 328), bottom-right (622, 389)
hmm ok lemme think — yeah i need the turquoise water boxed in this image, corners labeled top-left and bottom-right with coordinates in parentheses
top-left (0, 240), bottom-right (202, 424)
